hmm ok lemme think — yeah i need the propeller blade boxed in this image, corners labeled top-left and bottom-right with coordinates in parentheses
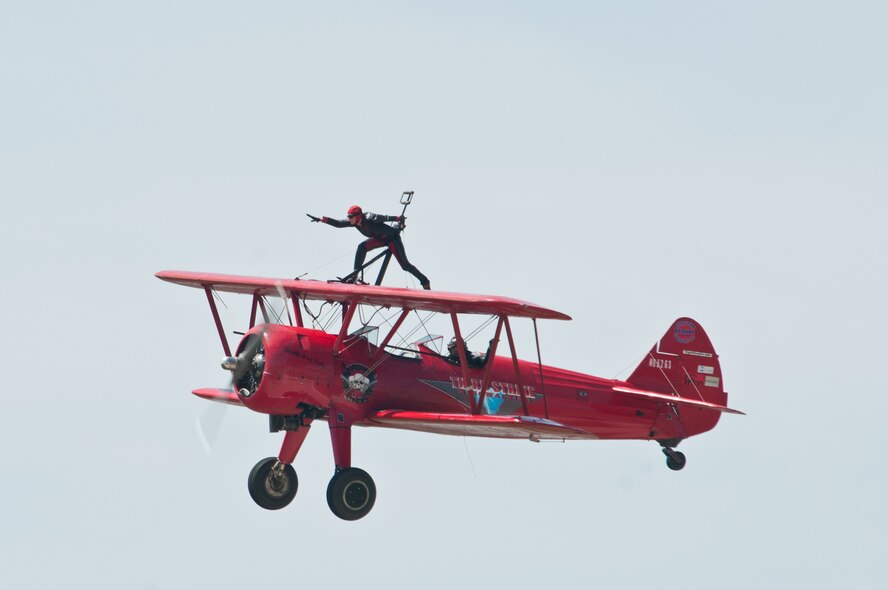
top-left (232, 333), bottom-right (263, 382)
top-left (195, 402), bottom-right (227, 453)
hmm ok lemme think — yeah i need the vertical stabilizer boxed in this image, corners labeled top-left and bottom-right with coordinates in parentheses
top-left (626, 317), bottom-right (727, 408)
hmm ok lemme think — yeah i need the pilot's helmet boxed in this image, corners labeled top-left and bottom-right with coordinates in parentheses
top-left (448, 337), bottom-right (467, 355)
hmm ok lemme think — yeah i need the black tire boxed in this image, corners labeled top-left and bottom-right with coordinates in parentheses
top-left (326, 467), bottom-right (376, 521)
top-left (248, 457), bottom-right (298, 510)
top-left (666, 451), bottom-right (687, 471)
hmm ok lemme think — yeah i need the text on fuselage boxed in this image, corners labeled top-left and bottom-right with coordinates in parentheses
top-left (450, 376), bottom-right (537, 398)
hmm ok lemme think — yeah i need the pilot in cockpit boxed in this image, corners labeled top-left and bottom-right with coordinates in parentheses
top-left (446, 337), bottom-right (488, 368)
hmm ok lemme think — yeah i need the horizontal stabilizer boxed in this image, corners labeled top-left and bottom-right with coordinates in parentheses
top-left (192, 388), bottom-right (244, 406)
top-left (363, 410), bottom-right (593, 440)
top-left (612, 385), bottom-right (745, 415)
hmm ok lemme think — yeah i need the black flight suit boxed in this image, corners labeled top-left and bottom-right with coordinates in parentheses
top-left (322, 213), bottom-right (430, 288)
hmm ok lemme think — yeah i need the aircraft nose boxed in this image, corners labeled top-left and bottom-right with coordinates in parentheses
top-left (224, 333), bottom-right (266, 399)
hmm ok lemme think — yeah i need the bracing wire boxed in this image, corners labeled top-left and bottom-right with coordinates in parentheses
top-left (359, 305), bottom-right (387, 329)
top-left (395, 310), bottom-right (437, 349)
top-left (294, 248), bottom-right (355, 280)
top-left (212, 290), bottom-right (230, 313)
top-left (321, 304), bottom-right (341, 333)
top-left (463, 315), bottom-right (497, 342)
top-left (261, 296), bottom-right (286, 325)
top-left (302, 298), bottom-right (329, 330)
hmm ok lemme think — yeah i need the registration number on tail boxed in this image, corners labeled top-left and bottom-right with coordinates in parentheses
top-left (648, 358), bottom-right (672, 370)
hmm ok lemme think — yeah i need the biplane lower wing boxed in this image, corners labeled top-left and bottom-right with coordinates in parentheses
top-left (362, 410), bottom-right (594, 440)
top-left (612, 385), bottom-right (745, 415)
top-left (192, 388), bottom-right (244, 406)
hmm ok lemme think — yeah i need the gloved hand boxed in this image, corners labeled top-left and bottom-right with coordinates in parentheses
top-left (398, 215), bottom-right (407, 230)
top-left (307, 214), bottom-right (321, 223)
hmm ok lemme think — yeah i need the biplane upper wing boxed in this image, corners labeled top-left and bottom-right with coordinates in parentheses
top-left (362, 410), bottom-right (593, 440)
top-left (155, 270), bottom-right (571, 320)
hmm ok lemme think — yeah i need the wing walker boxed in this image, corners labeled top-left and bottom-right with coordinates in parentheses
top-left (158, 191), bottom-right (743, 521)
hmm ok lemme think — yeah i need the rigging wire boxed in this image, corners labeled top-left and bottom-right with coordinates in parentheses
top-left (462, 437), bottom-right (478, 479)
top-left (340, 304), bottom-right (405, 359)
top-left (613, 361), bottom-right (637, 380)
top-left (463, 315), bottom-right (497, 343)
top-left (261, 296), bottom-right (286, 325)
top-left (293, 248), bottom-right (354, 280)
top-left (212, 291), bottom-right (241, 335)
top-left (363, 309), bottom-right (418, 373)
top-left (394, 310), bottom-right (437, 349)
top-left (301, 298), bottom-right (329, 330)
top-left (321, 304), bottom-right (341, 333)
top-left (212, 290), bottom-right (230, 313)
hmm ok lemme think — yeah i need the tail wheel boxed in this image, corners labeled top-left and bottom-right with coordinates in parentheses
top-left (248, 457), bottom-right (298, 510)
top-left (663, 449), bottom-right (687, 471)
top-left (326, 468), bottom-right (376, 521)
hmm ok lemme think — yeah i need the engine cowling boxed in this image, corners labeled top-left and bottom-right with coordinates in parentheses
top-left (231, 325), bottom-right (334, 414)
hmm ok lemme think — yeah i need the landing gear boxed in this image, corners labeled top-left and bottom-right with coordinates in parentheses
top-left (662, 447), bottom-right (687, 471)
top-left (326, 467), bottom-right (377, 521)
top-left (248, 457), bottom-right (298, 510)
top-left (246, 420), bottom-right (312, 510)
top-left (245, 412), bottom-right (379, 519)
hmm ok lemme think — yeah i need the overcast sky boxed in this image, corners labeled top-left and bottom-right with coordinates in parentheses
top-left (2, 2), bottom-right (886, 589)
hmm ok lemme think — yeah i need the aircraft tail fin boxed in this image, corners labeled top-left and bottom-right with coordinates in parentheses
top-left (626, 317), bottom-right (727, 408)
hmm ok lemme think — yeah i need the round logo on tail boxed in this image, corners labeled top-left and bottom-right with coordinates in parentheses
top-left (673, 320), bottom-right (696, 344)
top-left (341, 364), bottom-right (377, 404)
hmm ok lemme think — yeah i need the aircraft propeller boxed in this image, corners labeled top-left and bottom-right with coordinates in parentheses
top-left (223, 332), bottom-right (266, 397)
top-left (196, 402), bottom-right (226, 453)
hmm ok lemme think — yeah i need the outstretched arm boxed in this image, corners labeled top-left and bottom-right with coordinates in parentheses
top-left (324, 217), bottom-right (352, 228)
top-left (308, 213), bottom-right (350, 228)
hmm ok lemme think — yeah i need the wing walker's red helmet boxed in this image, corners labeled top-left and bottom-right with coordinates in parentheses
top-left (347, 205), bottom-right (363, 218)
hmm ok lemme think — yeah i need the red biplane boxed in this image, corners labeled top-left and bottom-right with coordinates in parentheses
top-left (157, 270), bottom-right (742, 520)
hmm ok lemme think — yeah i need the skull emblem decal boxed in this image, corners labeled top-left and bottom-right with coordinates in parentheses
top-left (341, 364), bottom-right (377, 404)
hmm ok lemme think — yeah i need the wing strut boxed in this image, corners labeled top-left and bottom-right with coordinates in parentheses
top-left (474, 316), bottom-right (504, 414)
top-left (450, 311), bottom-right (476, 414)
top-left (249, 293), bottom-right (260, 328)
top-left (258, 297), bottom-right (270, 323)
top-left (334, 300), bottom-right (359, 356)
top-left (289, 290), bottom-right (304, 328)
top-left (204, 286), bottom-right (231, 357)
top-left (533, 318), bottom-right (549, 419)
top-left (371, 309), bottom-right (411, 365)
top-left (503, 317), bottom-right (530, 416)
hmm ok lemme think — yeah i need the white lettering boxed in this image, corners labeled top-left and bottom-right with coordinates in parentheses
top-left (648, 358), bottom-right (672, 370)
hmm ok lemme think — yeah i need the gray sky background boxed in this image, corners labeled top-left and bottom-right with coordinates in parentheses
top-left (2, 2), bottom-right (886, 588)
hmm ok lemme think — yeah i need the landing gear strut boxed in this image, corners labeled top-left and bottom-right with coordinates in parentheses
top-left (662, 447), bottom-right (687, 471)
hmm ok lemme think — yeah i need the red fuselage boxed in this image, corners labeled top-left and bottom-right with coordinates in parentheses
top-left (236, 325), bottom-right (721, 442)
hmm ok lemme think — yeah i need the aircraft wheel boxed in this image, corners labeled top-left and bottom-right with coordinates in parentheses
top-left (248, 457), bottom-right (298, 510)
top-left (664, 450), bottom-right (687, 471)
top-left (326, 467), bottom-right (376, 521)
